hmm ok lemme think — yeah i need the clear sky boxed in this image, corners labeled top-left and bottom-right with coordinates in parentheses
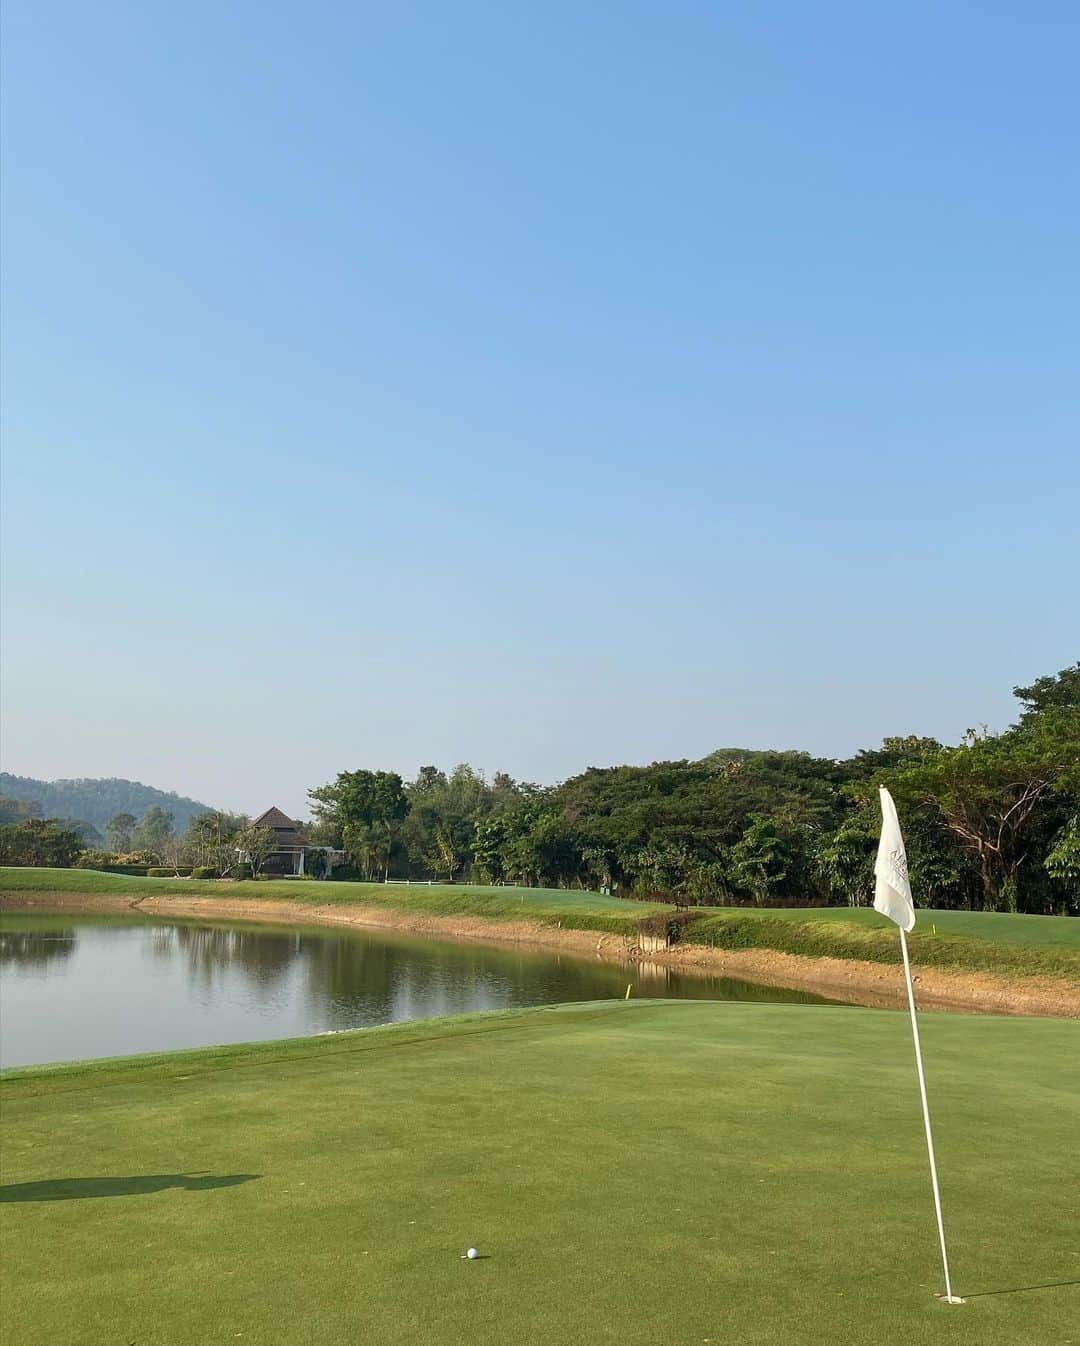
top-left (2, 1), bottom-right (1077, 819)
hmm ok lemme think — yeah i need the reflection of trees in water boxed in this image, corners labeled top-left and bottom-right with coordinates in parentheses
top-left (290, 930), bottom-right (828, 1031)
top-left (0, 928), bottom-right (77, 968)
top-left (155, 924), bottom-right (296, 990)
top-left (143, 920), bottom-right (829, 1020)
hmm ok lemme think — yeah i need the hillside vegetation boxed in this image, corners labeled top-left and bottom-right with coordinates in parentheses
top-left (0, 774), bottom-right (213, 835)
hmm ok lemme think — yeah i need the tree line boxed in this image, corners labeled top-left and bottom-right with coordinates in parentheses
top-left (1, 663), bottom-right (1076, 913)
top-left (303, 664), bottom-right (1078, 915)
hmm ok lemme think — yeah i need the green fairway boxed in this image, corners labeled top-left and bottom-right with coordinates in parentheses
top-left (2, 1003), bottom-right (1077, 1346)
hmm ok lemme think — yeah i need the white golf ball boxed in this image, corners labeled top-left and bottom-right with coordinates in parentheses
top-left (466, 1248), bottom-right (479, 1260)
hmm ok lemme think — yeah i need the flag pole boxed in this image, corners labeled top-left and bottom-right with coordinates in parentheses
top-left (898, 925), bottom-right (963, 1305)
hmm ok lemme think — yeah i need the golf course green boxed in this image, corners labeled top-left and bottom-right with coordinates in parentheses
top-left (2, 1000), bottom-right (1077, 1346)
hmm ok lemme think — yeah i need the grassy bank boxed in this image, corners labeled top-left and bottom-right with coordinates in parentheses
top-left (2, 867), bottom-right (1077, 981)
top-left (0, 866), bottom-right (667, 934)
top-left (684, 911), bottom-right (1080, 980)
top-left (2, 1001), bottom-right (1078, 1346)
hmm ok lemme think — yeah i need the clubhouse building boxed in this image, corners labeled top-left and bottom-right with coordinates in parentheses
top-left (250, 806), bottom-right (344, 878)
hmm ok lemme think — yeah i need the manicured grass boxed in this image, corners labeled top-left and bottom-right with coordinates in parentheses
top-left (0, 867), bottom-right (669, 935)
top-left (704, 904), bottom-right (1080, 950)
top-left (2, 868), bottom-right (1077, 979)
top-left (685, 912), bottom-right (1080, 981)
top-left (2, 1002), bottom-right (1077, 1346)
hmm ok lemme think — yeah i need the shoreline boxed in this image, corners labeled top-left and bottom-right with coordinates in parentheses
top-left (4, 890), bottom-right (1078, 1018)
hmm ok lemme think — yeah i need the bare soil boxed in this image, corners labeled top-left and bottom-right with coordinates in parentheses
top-left (4, 891), bottom-right (1078, 1018)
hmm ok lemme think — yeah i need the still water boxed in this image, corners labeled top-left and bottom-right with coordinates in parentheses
top-left (0, 912), bottom-right (834, 1067)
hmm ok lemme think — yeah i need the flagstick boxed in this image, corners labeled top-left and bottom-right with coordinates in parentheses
top-left (899, 926), bottom-right (963, 1304)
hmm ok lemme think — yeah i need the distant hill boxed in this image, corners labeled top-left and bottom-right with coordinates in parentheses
top-left (0, 774), bottom-right (215, 835)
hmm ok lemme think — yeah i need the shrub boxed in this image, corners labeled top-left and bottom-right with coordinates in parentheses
top-left (147, 866), bottom-right (193, 878)
top-left (191, 866), bottom-right (218, 880)
top-left (77, 850), bottom-right (121, 869)
top-left (75, 854), bottom-right (152, 875)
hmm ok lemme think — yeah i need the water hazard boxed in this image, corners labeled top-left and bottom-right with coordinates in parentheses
top-left (0, 912), bottom-right (836, 1067)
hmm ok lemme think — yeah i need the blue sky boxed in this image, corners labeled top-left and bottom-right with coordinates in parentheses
top-left (2, 1), bottom-right (1077, 818)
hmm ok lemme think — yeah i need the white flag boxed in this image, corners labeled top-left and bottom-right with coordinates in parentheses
top-left (874, 786), bottom-right (915, 932)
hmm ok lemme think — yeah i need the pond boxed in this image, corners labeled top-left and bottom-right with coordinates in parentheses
top-left (0, 912), bottom-right (838, 1067)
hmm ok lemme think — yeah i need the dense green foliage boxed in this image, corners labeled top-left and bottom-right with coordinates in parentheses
top-left (2, 1002), bottom-right (1077, 1346)
top-left (306, 665), bottom-right (1078, 915)
top-left (0, 819), bottom-right (85, 869)
top-left (4, 664), bottom-right (1076, 914)
top-left (0, 773), bottom-right (212, 834)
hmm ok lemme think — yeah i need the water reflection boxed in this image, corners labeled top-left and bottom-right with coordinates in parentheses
top-left (0, 926), bottom-right (77, 969)
top-left (0, 913), bottom-right (835, 1068)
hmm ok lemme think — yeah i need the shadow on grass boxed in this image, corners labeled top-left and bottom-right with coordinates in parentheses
top-left (961, 1280), bottom-right (1080, 1300)
top-left (0, 1172), bottom-right (261, 1203)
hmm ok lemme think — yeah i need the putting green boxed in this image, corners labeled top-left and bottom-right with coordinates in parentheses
top-left (1, 1002), bottom-right (1077, 1345)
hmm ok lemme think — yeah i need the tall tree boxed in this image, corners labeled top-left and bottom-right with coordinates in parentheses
top-left (131, 806), bottom-right (175, 861)
top-left (885, 711), bottom-right (1079, 912)
top-left (184, 811), bottom-right (248, 876)
top-left (309, 770), bottom-right (411, 880)
top-left (236, 825), bottom-right (277, 880)
top-left (106, 812), bottom-right (137, 852)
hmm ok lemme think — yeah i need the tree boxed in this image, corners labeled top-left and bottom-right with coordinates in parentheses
top-left (184, 811), bottom-right (248, 876)
top-left (235, 825), bottom-right (277, 880)
top-left (815, 811), bottom-right (876, 907)
top-left (0, 819), bottom-right (84, 868)
top-left (580, 844), bottom-right (615, 892)
top-left (886, 716), bottom-right (1078, 912)
top-left (838, 736), bottom-right (943, 781)
top-left (310, 770), bottom-right (409, 830)
top-left (630, 840), bottom-right (694, 894)
top-left (60, 818), bottom-right (104, 847)
top-left (159, 829), bottom-right (187, 872)
top-left (1014, 663), bottom-right (1080, 721)
top-left (131, 806), bottom-right (175, 861)
top-left (106, 812), bottom-right (137, 852)
top-left (473, 816), bottom-right (508, 883)
top-left (433, 825), bottom-right (459, 882)
top-left (401, 764), bottom-right (494, 880)
top-left (729, 815), bottom-right (814, 906)
top-left (1045, 816), bottom-right (1080, 913)
top-left (412, 766), bottom-right (447, 795)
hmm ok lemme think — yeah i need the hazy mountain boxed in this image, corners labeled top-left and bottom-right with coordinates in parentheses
top-left (0, 774), bottom-right (216, 835)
